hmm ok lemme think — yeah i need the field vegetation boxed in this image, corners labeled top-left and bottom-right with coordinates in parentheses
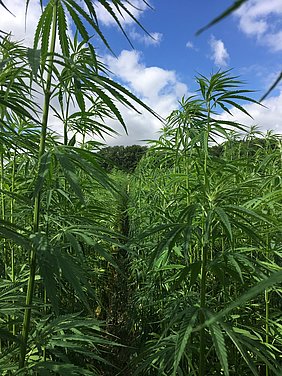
top-left (0, 0), bottom-right (281, 375)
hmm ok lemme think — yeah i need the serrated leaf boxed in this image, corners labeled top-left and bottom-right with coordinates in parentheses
top-left (208, 315), bottom-right (229, 376)
top-left (214, 207), bottom-right (233, 242)
top-left (173, 308), bottom-right (199, 375)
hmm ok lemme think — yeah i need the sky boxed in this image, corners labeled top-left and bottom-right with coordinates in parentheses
top-left (1, 0), bottom-right (282, 145)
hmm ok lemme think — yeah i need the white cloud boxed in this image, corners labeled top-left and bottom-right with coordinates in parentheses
top-left (94, 0), bottom-right (149, 27)
top-left (235, 0), bottom-right (282, 51)
top-left (129, 30), bottom-right (163, 46)
top-left (209, 35), bottom-right (230, 67)
top-left (100, 50), bottom-right (189, 145)
top-left (0, 0), bottom-right (42, 46)
top-left (105, 50), bottom-right (187, 100)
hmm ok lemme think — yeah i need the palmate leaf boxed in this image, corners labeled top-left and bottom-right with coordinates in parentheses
top-left (54, 148), bottom-right (85, 203)
top-left (0, 328), bottom-right (21, 344)
top-left (76, 63), bottom-right (163, 126)
top-left (31, 313), bottom-right (117, 374)
top-left (149, 223), bottom-right (186, 266)
top-left (214, 207), bottom-right (233, 242)
top-left (35, 236), bottom-right (59, 315)
top-left (172, 307), bottom-right (199, 375)
top-left (207, 312), bottom-right (229, 376)
top-left (220, 99), bottom-right (254, 118)
top-left (225, 253), bottom-right (244, 283)
top-left (222, 323), bottom-right (259, 376)
top-left (63, 2), bottom-right (89, 43)
top-left (95, 0), bottom-right (152, 49)
top-left (0, 188), bottom-right (32, 206)
top-left (0, 219), bottom-right (30, 249)
top-left (33, 151), bottom-right (52, 198)
top-left (204, 269), bottom-right (282, 328)
top-left (231, 327), bottom-right (282, 375)
top-left (64, 147), bottom-right (117, 192)
top-left (63, 0), bottom-right (112, 52)
top-left (54, 248), bottom-right (91, 312)
top-left (0, 285), bottom-right (28, 315)
top-left (34, 362), bottom-right (94, 376)
top-left (63, 225), bottom-right (120, 270)
top-left (245, 189), bottom-right (282, 209)
top-left (0, 96), bottom-right (38, 123)
top-left (226, 204), bottom-right (276, 227)
top-left (178, 203), bottom-right (199, 251)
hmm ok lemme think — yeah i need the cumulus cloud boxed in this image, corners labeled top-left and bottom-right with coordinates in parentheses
top-left (129, 30), bottom-right (163, 46)
top-left (209, 35), bottom-right (230, 67)
top-left (100, 50), bottom-right (189, 145)
top-left (0, 0), bottom-right (42, 46)
top-left (235, 0), bottom-right (282, 52)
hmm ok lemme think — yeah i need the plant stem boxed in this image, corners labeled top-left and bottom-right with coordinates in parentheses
top-left (199, 96), bottom-right (211, 376)
top-left (0, 152), bottom-right (6, 275)
top-left (265, 234), bottom-right (270, 376)
top-left (0, 151), bottom-right (5, 353)
top-left (199, 243), bottom-right (208, 376)
top-left (19, 2), bottom-right (58, 368)
top-left (10, 150), bottom-right (16, 335)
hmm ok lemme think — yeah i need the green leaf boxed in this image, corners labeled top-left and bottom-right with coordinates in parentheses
top-left (223, 323), bottom-right (259, 376)
top-left (0, 220), bottom-right (30, 249)
top-left (27, 48), bottom-right (41, 78)
top-left (33, 151), bottom-right (51, 197)
top-left (57, 2), bottom-right (70, 58)
top-left (0, 0), bottom-right (15, 16)
top-left (208, 315), bottom-right (229, 376)
top-left (214, 207), bottom-right (233, 242)
top-left (196, 1), bottom-right (248, 34)
top-left (260, 71), bottom-right (282, 101)
top-left (55, 149), bottom-right (85, 203)
top-left (173, 308), bottom-right (199, 375)
top-left (40, 2), bottom-right (53, 61)
top-left (205, 270), bottom-right (282, 326)
top-left (0, 328), bottom-right (22, 344)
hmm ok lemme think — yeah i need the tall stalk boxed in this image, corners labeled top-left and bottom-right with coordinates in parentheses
top-left (19, 1), bottom-right (58, 368)
top-left (10, 150), bottom-right (16, 284)
top-left (9, 150), bottom-right (17, 336)
top-left (199, 99), bottom-right (211, 376)
top-left (199, 243), bottom-right (208, 376)
top-left (0, 151), bottom-right (5, 353)
top-left (0, 151), bottom-right (6, 276)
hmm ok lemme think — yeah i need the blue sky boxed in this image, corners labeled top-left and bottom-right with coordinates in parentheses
top-left (2, 0), bottom-right (282, 145)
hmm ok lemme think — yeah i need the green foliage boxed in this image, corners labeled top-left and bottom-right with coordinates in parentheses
top-left (97, 145), bottom-right (148, 173)
top-left (0, 1), bottom-right (282, 374)
top-left (128, 71), bottom-right (282, 375)
top-left (0, 0), bottom-right (153, 374)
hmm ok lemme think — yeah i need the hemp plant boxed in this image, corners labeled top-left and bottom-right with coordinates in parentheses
top-left (129, 71), bottom-right (282, 376)
top-left (0, 0), bottom-right (158, 374)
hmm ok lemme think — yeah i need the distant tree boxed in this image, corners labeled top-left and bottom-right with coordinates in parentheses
top-left (97, 145), bottom-right (148, 173)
